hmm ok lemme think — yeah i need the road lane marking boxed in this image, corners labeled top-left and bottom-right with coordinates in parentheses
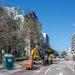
top-left (36, 68), bottom-right (42, 73)
top-left (56, 72), bottom-right (63, 75)
top-left (66, 62), bottom-right (75, 73)
top-left (43, 65), bottom-right (53, 75)
top-left (56, 67), bottom-right (60, 70)
top-left (59, 72), bottom-right (63, 75)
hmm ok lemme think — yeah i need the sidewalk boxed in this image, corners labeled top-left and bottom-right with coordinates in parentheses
top-left (0, 61), bottom-right (22, 75)
top-left (0, 61), bottom-right (22, 68)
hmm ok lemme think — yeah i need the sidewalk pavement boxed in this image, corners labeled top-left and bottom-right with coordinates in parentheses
top-left (0, 61), bottom-right (22, 75)
top-left (0, 61), bottom-right (22, 69)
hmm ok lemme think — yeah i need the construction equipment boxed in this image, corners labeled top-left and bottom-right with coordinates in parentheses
top-left (22, 60), bottom-right (33, 69)
top-left (22, 47), bottom-right (45, 69)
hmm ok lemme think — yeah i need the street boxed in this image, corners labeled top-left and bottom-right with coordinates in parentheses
top-left (0, 59), bottom-right (75, 75)
top-left (43, 60), bottom-right (75, 75)
top-left (1, 1), bottom-right (75, 75)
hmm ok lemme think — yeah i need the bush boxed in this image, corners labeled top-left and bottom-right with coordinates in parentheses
top-left (15, 56), bottom-right (28, 61)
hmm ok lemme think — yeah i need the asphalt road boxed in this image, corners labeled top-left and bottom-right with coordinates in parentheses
top-left (11, 60), bottom-right (75, 75)
top-left (43, 60), bottom-right (75, 75)
top-left (0, 59), bottom-right (75, 75)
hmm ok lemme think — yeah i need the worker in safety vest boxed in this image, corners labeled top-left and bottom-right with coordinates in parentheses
top-left (49, 56), bottom-right (53, 64)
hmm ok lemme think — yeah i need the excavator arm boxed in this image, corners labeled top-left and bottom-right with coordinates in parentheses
top-left (30, 48), bottom-right (40, 60)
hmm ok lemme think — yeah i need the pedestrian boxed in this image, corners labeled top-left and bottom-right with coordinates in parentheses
top-left (50, 56), bottom-right (53, 64)
top-left (45, 54), bottom-right (49, 64)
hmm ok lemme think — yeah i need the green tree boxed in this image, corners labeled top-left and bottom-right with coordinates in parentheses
top-left (61, 51), bottom-right (67, 57)
top-left (23, 15), bottom-right (42, 57)
top-left (53, 50), bottom-right (59, 56)
top-left (0, 7), bottom-right (20, 54)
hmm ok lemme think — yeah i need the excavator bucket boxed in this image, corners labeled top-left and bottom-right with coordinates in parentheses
top-left (22, 60), bottom-right (33, 69)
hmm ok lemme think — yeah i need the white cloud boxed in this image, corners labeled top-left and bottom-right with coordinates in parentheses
top-left (73, 23), bottom-right (75, 26)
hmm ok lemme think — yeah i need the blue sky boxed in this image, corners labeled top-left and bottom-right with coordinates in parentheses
top-left (3, 0), bottom-right (75, 53)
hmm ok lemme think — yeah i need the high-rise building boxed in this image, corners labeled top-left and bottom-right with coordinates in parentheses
top-left (25, 11), bottom-right (38, 22)
top-left (4, 6), bottom-right (49, 57)
top-left (24, 11), bottom-right (39, 57)
top-left (42, 32), bottom-right (49, 45)
top-left (71, 32), bottom-right (75, 55)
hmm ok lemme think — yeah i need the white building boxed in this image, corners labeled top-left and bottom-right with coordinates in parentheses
top-left (71, 32), bottom-right (75, 56)
top-left (4, 6), bottom-right (20, 18)
top-left (67, 48), bottom-right (72, 58)
top-left (4, 6), bottom-right (24, 32)
top-left (14, 15), bottom-right (24, 32)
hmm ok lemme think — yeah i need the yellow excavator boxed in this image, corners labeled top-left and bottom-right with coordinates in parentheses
top-left (22, 46), bottom-right (45, 69)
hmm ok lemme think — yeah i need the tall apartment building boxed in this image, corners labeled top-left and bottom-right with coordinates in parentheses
top-left (40, 32), bottom-right (46, 49)
top-left (42, 32), bottom-right (50, 53)
top-left (25, 11), bottom-right (38, 22)
top-left (71, 32), bottom-right (75, 56)
top-left (24, 11), bottom-right (39, 57)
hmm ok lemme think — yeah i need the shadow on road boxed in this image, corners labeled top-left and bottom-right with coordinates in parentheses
top-left (32, 66), bottom-right (40, 70)
top-left (52, 60), bottom-right (59, 64)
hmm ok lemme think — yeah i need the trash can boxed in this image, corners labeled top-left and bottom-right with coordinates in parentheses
top-left (3, 54), bottom-right (14, 69)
